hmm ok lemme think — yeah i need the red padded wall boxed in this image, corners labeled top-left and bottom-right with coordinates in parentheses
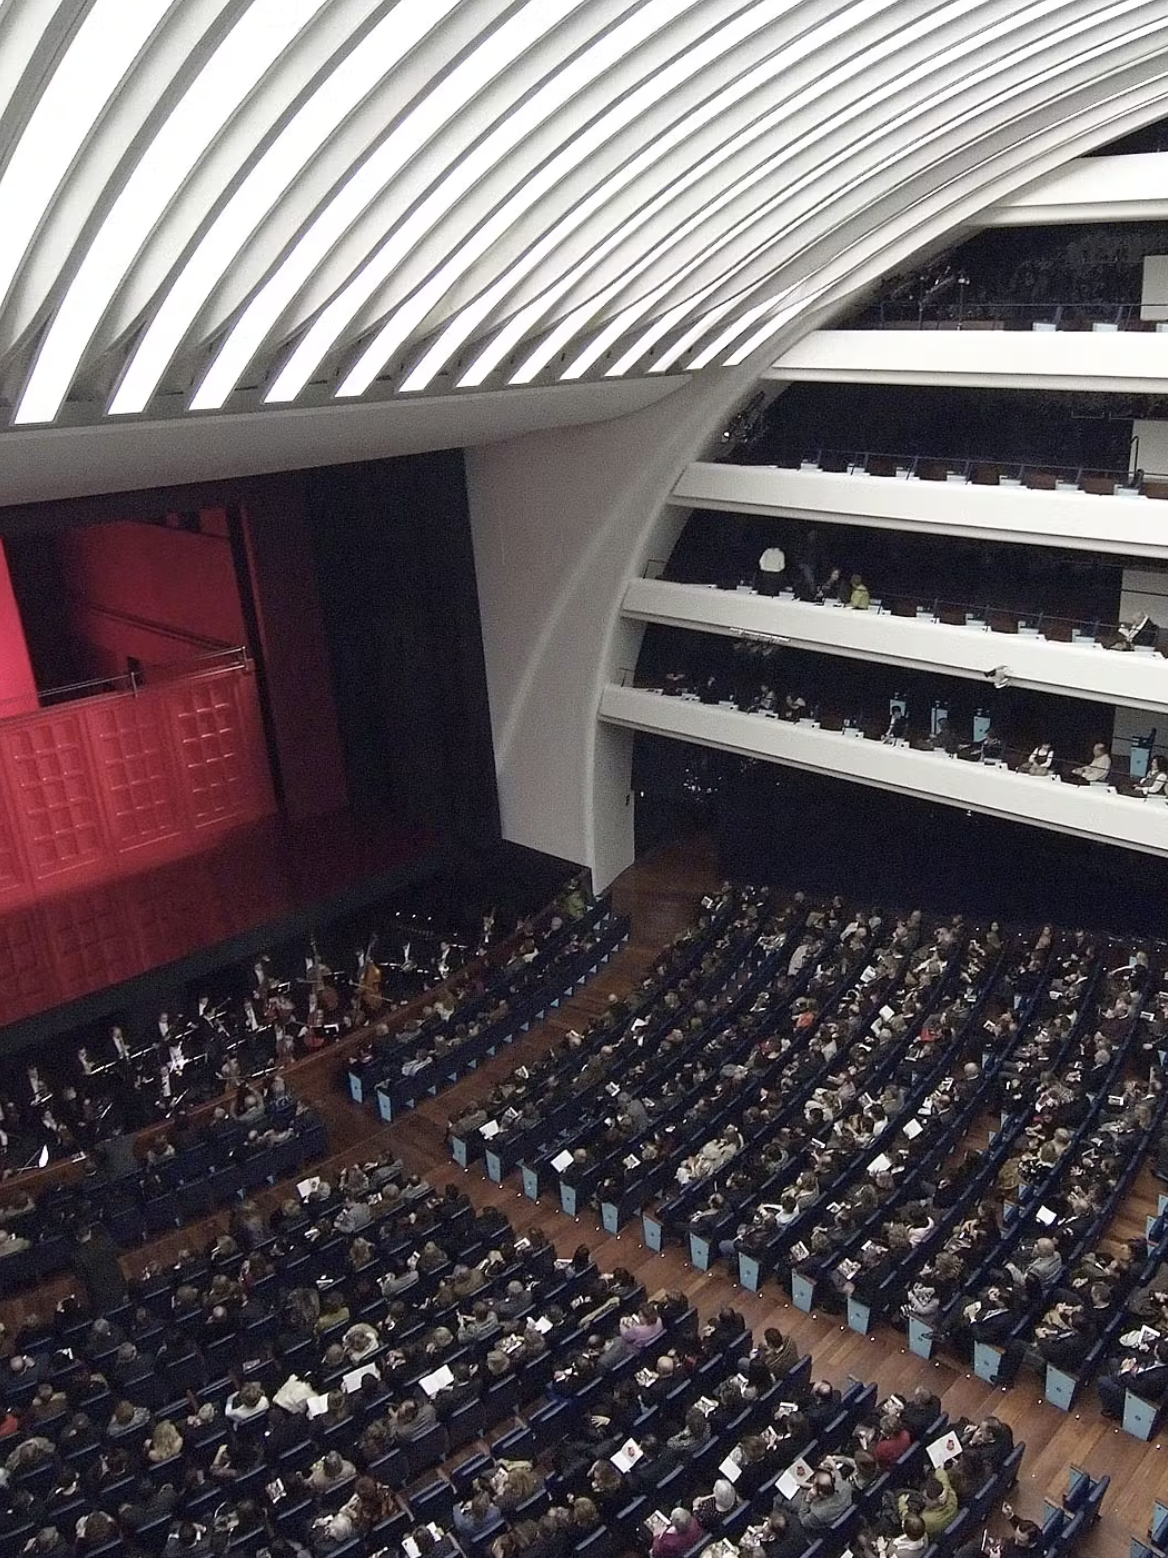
top-left (55, 519), bottom-right (246, 678)
top-left (0, 540), bottom-right (37, 717)
top-left (0, 665), bottom-right (274, 918)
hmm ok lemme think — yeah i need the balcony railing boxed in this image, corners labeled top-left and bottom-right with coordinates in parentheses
top-left (638, 573), bottom-right (1164, 655)
top-left (618, 677), bottom-right (1162, 791)
top-left (0, 645), bottom-right (251, 718)
top-left (742, 447), bottom-right (1148, 493)
top-left (849, 298), bottom-right (1168, 330)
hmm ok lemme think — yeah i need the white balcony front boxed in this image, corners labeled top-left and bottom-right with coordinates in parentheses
top-left (600, 683), bottom-right (1168, 859)
top-left (669, 461), bottom-right (1168, 559)
top-left (764, 329), bottom-right (1168, 394)
top-left (978, 153), bottom-right (1168, 227)
top-left (621, 578), bottom-right (1168, 715)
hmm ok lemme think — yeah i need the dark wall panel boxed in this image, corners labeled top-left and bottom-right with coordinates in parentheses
top-left (304, 453), bottom-right (500, 848)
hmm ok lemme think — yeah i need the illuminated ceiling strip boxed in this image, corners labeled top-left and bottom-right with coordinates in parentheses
top-left (15, 0), bottom-right (332, 427)
top-left (575, 0), bottom-right (1129, 380)
top-left (681, 0), bottom-right (1160, 370)
top-left (192, 0), bottom-right (589, 411)
top-left (556, 153), bottom-right (811, 380)
top-left (384, 0), bottom-right (812, 394)
top-left (647, 287), bottom-right (756, 372)
top-left (286, 0), bottom-right (702, 402)
top-left (456, 0), bottom-right (901, 390)
top-left (698, 0), bottom-right (1166, 367)
top-left (724, 282), bottom-right (833, 362)
top-left (503, 0), bottom-right (1003, 386)
top-left (0, 0), bottom-right (176, 317)
top-left (110, 0), bottom-right (463, 417)
top-left (605, 274), bottom-right (736, 376)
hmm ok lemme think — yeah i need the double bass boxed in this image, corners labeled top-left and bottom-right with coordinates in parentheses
top-left (309, 936), bottom-right (340, 1015)
top-left (357, 934), bottom-right (384, 1018)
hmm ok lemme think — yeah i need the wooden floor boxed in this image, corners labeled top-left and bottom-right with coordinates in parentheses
top-left (7, 833), bottom-right (1161, 1556)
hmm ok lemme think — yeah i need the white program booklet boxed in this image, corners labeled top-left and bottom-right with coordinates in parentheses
top-left (611, 1439), bottom-right (644, 1474)
top-left (551, 1149), bottom-right (575, 1173)
top-left (419, 1364), bottom-right (455, 1397)
top-left (927, 1430), bottom-right (962, 1468)
top-left (775, 1458), bottom-right (815, 1500)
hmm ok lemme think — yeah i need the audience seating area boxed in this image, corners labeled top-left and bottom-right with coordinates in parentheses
top-left (0, 1143), bottom-right (1109, 1558)
top-left (0, 1086), bottom-right (327, 1298)
top-left (348, 899), bottom-right (630, 1121)
top-left (447, 887), bottom-right (1168, 1440)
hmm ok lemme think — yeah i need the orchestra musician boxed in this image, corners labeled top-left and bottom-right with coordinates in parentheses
top-left (357, 937), bottom-right (384, 1018)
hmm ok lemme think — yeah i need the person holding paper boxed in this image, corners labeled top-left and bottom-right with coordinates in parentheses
top-left (1096, 1336), bottom-right (1168, 1419)
top-left (789, 1467), bottom-right (853, 1533)
top-left (650, 1507), bottom-right (706, 1558)
top-left (741, 1508), bottom-right (807, 1558)
top-left (305, 1451), bottom-right (356, 1496)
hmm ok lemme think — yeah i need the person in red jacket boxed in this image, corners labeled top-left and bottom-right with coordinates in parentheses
top-left (651, 1508), bottom-right (707, 1558)
top-left (872, 1411), bottom-right (913, 1470)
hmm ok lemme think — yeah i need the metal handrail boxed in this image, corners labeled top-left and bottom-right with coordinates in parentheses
top-left (853, 299), bottom-right (1168, 328)
top-left (0, 645), bottom-right (250, 715)
top-left (797, 449), bottom-right (1135, 485)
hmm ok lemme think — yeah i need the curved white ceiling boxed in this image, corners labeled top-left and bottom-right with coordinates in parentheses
top-left (4, 0), bottom-right (1168, 429)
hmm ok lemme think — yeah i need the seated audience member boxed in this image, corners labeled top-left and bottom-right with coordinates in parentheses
top-left (899, 1472), bottom-right (959, 1537)
top-left (1018, 742), bottom-right (1054, 776)
top-left (1097, 1337), bottom-right (1168, 1419)
top-left (651, 1507), bottom-right (707, 1558)
top-left (1070, 742), bottom-right (1111, 785)
top-left (741, 1508), bottom-right (807, 1558)
top-left (1107, 611), bottom-right (1159, 651)
top-left (1136, 755), bottom-right (1168, 797)
top-left (1005, 1236), bottom-right (1063, 1293)
top-left (848, 574), bottom-right (871, 610)
top-left (789, 1467), bottom-right (853, 1533)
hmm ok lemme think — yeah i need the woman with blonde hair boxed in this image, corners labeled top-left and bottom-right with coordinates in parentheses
top-left (146, 1416), bottom-right (184, 1463)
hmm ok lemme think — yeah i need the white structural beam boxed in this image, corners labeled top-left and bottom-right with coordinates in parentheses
top-left (978, 151), bottom-right (1168, 225)
top-left (600, 682), bottom-right (1168, 858)
top-left (0, 375), bottom-right (683, 509)
top-left (766, 329), bottom-right (1168, 392)
top-left (622, 578), bottom-right (1168, 714)
top-left (669, 461), bottom-right (1168, 559)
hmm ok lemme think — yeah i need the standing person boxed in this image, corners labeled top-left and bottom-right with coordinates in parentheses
top-left (756, 544), bottom-right (787, 596)
top-left (71, 1223), bottom-right (127, 1313)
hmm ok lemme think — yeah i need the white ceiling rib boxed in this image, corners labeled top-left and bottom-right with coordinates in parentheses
top-left (0, 0), bottom-right (1164, 428)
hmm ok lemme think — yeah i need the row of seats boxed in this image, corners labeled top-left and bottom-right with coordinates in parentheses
top-left (347, 900), bottom-right (629, 1117)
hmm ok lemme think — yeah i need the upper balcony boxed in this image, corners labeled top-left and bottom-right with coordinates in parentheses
top-left (621, 576), bottom-right (1168, 716)
top-left (765, 325), bottom-right (1168, 396)
top-left (669, 458), bottom-right (1168, 559)
top-left (600, 682), bottom-right (1168, 861)
top-left (976, 153), bottom-right (1168, 226)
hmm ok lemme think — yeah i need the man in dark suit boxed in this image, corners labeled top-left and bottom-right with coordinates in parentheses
top-left (899, 1387), bottom-right (942, 1439)
top-left (1097, 1338), bottom-right (1168, 1420)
